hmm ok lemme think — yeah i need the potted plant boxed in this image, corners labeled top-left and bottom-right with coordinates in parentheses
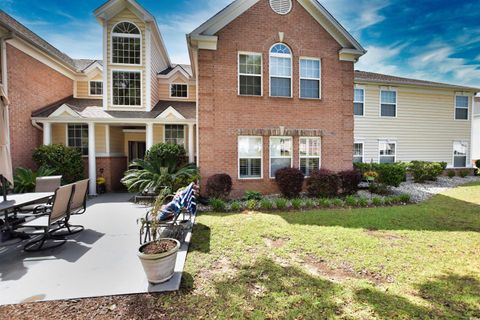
top-left (137, 193), bottom-right (180, 284)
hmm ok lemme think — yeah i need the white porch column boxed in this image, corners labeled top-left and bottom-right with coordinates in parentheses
top-left (188, 123), bottom-right (195, 163)
top-left (88, 122), bottom-right (97, 196)
top-left (146, 123), bottom-right (154, 151)
top-left (43, 122), bottom-right (52, 145)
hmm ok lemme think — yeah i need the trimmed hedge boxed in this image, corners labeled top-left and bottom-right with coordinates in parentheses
top-left (306, 169), bottom-right (339, 198)
top-left (275, 167), bottom-right (304, 198)
top-left (408, 161), bottom-right (444, 183)
top-left (33, 144), bottom-right (84, 184)
top-left (206, 174), bottom-right (232, 199)
top-left (338, 170), bottom-right (362, 195)
top-left (145, 143), bottom-right (187, 169)
top-left (354, 163), bottom-right (406, 187)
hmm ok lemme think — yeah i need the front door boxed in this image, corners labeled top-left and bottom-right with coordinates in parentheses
top-left (128, 141), bottom-right (146, 163)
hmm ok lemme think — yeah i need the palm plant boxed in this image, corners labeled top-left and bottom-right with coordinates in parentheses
top-left (121, 158), bottom-right (199, 194)
top-left (13, 166), bottom-right (56, 193)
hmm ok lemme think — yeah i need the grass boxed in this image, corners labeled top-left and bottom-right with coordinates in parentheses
top-left (4, 183), bottom-right (480, 319)
top-left (171, 183), bottom-right (480, 319)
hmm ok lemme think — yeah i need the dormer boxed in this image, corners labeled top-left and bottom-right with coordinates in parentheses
top-left (74, 60), bottom-right (104, 99)
top-left (94, 0), bottom-right (170, 112)
top-left (157, 64), bottom-right (196, 102)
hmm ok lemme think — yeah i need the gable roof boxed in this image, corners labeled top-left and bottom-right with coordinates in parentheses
top-left (355, 71), bottom-right (480, 92)
top-left (189, 0), bottom-right (365, 54)
top-left (158, 64), bottom-right (193, 78)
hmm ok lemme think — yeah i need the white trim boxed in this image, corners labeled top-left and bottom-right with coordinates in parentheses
top-left (378, 140), bottom-right (397, 164)
top-left (354, 85), bottom-right (365, 117)
top-left (299, 57), bottom-right (321, 100)
top-left (299, 137), bottom-right (322, 176)
top-left (157, 106), bottom-right (186, 120)
top-left (238, 51), bottom-right (263, 97)
top-left (452, 140), bottom-right (469, 168)
top-left (353, 141), bottom-right (364, 163)
top-left (157, 65), bottom-right (192, 79)
top-left (123, 129), bottom-right (146, 133)
top-left (454, 93), bottom-right (470, 121)
top-left (34, 118), bottom-right (196, 125)
top-left (269, 43), bottom-right (293, 98)
top-left (169, 83), bottom-right (189, 99)
top-left (163, 124), bottom-right (187, 148)
top-left (105, 124), bottom-right (110, 155)
top-left (145, 26), bottom-right (152, 111)
top-left (269, 0), bottom-right (293, 15)
top-left (269, 136), bottom-right (293, 179)
top-left (102, 22), bottom-right (108, 110)
top-left (88, 80), bottom-right (103, 97)
top-left (49, 104), bottom-right (82, 118)
top-left (238, 136), bottom-right (263, 180)
top-left (1, 38), bottom-right (8, 95)
top-left (379, 87), bottom-right (398, 118)
top-left (110, 21), bottom-right (143, 66)
top-left (110, 69), bottom-right (143, 108)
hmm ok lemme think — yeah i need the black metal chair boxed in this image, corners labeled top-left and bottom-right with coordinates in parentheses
top-left (20, 184), bottom-right (75, 252)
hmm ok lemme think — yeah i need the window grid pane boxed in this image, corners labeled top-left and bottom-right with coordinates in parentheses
top-left (170, 84), bottom-right (188, 98)
top-left (300, 138), bottom-right (321, 176)
top-left (270, 137), bottom-right (292, 177)
top-left (165, 125), bottom-right (185, 146)
top-left (239, 137), bottom-right (262, 178)
top-left (270, 45), bottom-right (292, 97)
top-left (379, 142), bottom-right (396, 163)
top-left (112, 71), bottom-right (141, 106)
top-left (455, 96), bottom-right (469, 120)
top-left (68, 124), bottom-right (88, 156)
top-left (239, 54), bottom-right (262, 96)
top-left (90, 81), bottom-right (103, 95)
top-left (353, 143), bottom-right (363, 163)
top-left (112, 36), bottom-right (141, 65)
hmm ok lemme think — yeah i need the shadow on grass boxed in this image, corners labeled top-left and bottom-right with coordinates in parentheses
top-left (201, 194), bottom-right (480, 232)
top-left (356, 273), bottom-right (480, 319)
top-left (188, 223), bottom-right (210, 253)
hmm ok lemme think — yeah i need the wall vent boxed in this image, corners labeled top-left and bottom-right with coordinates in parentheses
top-left (269, 0), bottom-right (292, 15)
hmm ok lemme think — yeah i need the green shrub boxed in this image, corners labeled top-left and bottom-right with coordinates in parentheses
top-left (447, 170), bottom-right (456, 178)
top-left (318, 198), bottom-right (331, 208)
top-left (206, 174), bottom-right (232, 199)
top-left (13, 166), bottom-right (56, 193)
top-left (304, 198), bottom-right (316, 208)
top-left (440, 162), bottom-right (448, 170)
top-left (145, 143), bottom-right (187, 169)
top-left (371, 197), bottom-right (383, 206)
top-left (246, 199), bottom-right (258, 210)
top-left (260, 198), bottom-right (273, 210)
top-left (338, 170), bottom-right (362, 195)
top-left (306, 169), bottom-right (340, 198)
top-left (210, 198), bottom-right (226, 212)
top-left (243, 190), bottom-right (263, 201)
top-left (459, 169), bottom-right (470, 178)
top-left (354, 163), bottom-right (406, 187)
top-left (275, 198), bottom-right (288, 210)
top-left (399, 194), bottom-right (411, 204)
top-left (291, 198), bottom-right (303, 210)
top-left (33, 144), bottom-right (84, 184)
top-left (369, 183), bottom-right (389, 195)
top-left (408, 161), bottom-right (444, 183)
top-left (384, 197), bottom-right (394, 206)
top-left (275, 167), bottom-right (304, 198)
top-left (230, 201), bottom-right (242, 211)
top-left (345, 195), bottom-right (358, 207)
top-left (332, 198), bottom-right (344, 207)
top-left (358, 197), bottom-right (369, 207)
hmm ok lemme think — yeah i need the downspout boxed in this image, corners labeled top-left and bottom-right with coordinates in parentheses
top-left (31, 119), bottom-right (43, 131)
top-left (1, 34), bottom-right (13, 95)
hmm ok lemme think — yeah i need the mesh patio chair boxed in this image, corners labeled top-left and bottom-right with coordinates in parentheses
top-left (18, 175), bottom-right (62, 213)
top-left (52, 179), bottom-right (89, 236)
top-left (20, 184), bottom-right (75, 252)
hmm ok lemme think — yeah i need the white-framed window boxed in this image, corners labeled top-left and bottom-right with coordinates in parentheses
top-left (269, 43), bottom-right (292, 98)
top-left (238, 52), bottom-right (262, 96)
top-left (379, 140), bottom-right (396, 163)
top-left (453, 141), bottom-right (468, 168)
top-left (269, 136), bottom-right (293, 178)
top-left (354, 88), bottom-right (365, 116)
top-left (68, 124), bottom-right (88, 156)
top-left (455, 95), bottom-right (469, 120)
top-left (112, 70), bottom-right (141, 106)
top-left (170, 84), bottom-right (188, 98)
top-left (89, 81), bottom-right (103, 96)
top-left (164, 125), bottom-right (185, 146)
top-left (380, 89), bottom-right (397, 117)
top-left (353, 142), bottom-right (364, 163)
top-left (111, 21), bottom-right (141, 65)
top-left (238, 136), bottom-right (263, 179)
top-left (299, 58), bottom-right (321, 99)
top-left (299, 137), bottom-right (321, 176)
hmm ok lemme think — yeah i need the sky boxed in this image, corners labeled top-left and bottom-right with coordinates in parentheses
top-left (1, 0), bottom-right (480, 87)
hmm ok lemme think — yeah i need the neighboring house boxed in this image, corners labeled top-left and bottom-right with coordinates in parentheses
top-left (0, 0), bottom-right (478, 196)
top-left (473, 96), bottom-right (480, 161)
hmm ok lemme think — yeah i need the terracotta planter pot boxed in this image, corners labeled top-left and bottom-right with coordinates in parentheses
top-left (137, 238), bottom-right (180, 284)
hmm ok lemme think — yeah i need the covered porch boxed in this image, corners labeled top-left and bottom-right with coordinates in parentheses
top-left (31, 99), bottom-right (197, 196)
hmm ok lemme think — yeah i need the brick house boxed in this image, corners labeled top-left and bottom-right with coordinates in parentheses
top-left (0, 0), bottom-right (478, 196)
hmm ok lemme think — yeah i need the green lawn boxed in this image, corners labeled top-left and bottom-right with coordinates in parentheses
top-left (165, 183), bottom-right (480, 319)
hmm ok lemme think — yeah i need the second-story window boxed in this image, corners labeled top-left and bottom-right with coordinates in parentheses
top-left (112, 71), bottom-right (141, 106)
top-left (238, 53), bottom-right (262, 96)
top-left (89, 81), bottom-right (103, 96)
top-left (270, 43), bottom-right (292, 97)
top-left (300, 58), bottom-right (321, 99)
top-left (170, 84), bottom-right (188, 98)
top-left (112, 22), bottom-right (141, 65)
top-left (455, 95), bottom-right (469, 120)
top-left (354, 88), bottom-right (365, 116)
top-left (380, 89), bottom-right (397, 117)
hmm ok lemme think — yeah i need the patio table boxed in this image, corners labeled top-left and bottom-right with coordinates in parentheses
top-left (0, 192), bottom-right (54, 242)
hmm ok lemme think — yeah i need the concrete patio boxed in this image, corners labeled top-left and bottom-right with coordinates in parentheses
top-left (0, 193), bottom-right (192, 305)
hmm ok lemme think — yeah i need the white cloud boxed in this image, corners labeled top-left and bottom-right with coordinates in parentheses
top-left (355, 44), bottom-right (404, 75)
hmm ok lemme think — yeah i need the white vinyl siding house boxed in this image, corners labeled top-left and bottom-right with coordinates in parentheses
top-left (354, 83), bottom-right (474, 167)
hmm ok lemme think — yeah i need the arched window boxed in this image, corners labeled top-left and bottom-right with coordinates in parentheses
top-left (269, 43), bottom-right (292, 97)
top-left (112, 21), bottom-right (141, 65)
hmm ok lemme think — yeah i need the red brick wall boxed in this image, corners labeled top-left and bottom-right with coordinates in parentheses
top-left (83, 157), bottom-right (128, 192)
top-left (7, 44), bottom-right (73, 169)
top-left (197, 0), bottom-right (354, 195)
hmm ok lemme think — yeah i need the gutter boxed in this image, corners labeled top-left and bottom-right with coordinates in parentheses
top-left (0, 33), bottom-right (13, 94)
